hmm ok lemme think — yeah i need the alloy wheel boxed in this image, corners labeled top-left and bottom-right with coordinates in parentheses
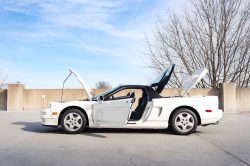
top-left (174, 112), bottom-right (195, 132)
top-left (64, 112), bottom-right (82, 131)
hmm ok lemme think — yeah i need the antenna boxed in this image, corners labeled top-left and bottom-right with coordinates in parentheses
top-left (61, 72), bottom-right (72, 102)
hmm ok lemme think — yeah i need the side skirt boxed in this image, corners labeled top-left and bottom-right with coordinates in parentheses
top-left (41, 124), bottom-right (58, 128)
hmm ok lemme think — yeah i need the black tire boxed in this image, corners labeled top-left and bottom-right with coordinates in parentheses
top-left (61, 109), bottom-right (86, 134)
top-left (170, 108), bottom-right (198, 135)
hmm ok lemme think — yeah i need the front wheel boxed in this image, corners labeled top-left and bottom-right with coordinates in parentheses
top-left (61, 109), bottom-right (86, 134)
top-left (170, 109), bottom-right (198, 135)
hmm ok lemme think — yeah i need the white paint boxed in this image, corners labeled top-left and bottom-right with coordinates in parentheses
top-left (40, 95), bottom-right (222, 128)
top-left (164, 99), bottom-right (172, 106)
top-left (150, 107), bottom-right (161, 118)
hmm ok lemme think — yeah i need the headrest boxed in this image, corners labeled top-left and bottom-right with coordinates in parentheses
top-left (131, 92), bottom-right (135, 97)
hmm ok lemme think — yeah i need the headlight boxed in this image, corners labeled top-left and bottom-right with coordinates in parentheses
top-left (41, 112), bottom-right (47, 115)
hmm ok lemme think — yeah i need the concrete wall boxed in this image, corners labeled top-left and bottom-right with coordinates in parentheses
top-left (21, 88), bottom-right (219, 109)
top-left (0, 89), bottom-right (7, 109)
top-left (219, 82), bottom-right (237, 112)
top-left (0, 87), bottom-right (220, 109)
top-left (23, 89), bottom-right (105, 108)
top-left (7, 84), bottom-right (24, 111)
top-left (1, 83), bottom-right (249, 111)
top-left (236, 88), bottom-right (250, 111)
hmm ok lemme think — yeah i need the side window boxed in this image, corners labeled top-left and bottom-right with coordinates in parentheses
top-left (110, 88), bottom-right (144, 110)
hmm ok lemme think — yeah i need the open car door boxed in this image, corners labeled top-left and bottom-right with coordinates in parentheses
top-left (150, 64), bottom-right (175, 94)
top-left (92, 97), bottom-right (134, 126)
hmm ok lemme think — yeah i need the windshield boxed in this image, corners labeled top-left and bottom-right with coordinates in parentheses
top-left (92, 86), bottom-right (120, 101)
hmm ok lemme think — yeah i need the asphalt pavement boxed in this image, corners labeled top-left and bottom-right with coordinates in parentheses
top-left (0, 109), bottom-right (250, 166)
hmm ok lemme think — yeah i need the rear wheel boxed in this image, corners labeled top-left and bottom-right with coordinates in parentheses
top-left (61, 109), bottom-right (86, 134)
top-left (170, 109), bottom-right (198, 135)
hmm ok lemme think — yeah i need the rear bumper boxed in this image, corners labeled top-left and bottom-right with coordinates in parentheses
top-left (201, 121), bottom-right (219, 127)
top-left (201, 109), bottom-right (223, 125)
top-left (215, 109), bottom-right (223, 120)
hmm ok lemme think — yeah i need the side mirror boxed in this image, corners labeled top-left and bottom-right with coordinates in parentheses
top-left (97, 96), bottom-right (104, 104)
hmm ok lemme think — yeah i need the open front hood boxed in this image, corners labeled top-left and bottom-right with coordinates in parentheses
top-left (69, 68), bottom-right (94, 100)
top-left (178, 68), bottom-right (208, 97)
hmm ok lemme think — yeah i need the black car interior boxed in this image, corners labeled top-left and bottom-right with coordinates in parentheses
top-left (130, 92), bottom-right (136, 108)
top-left (130, 90), bottom-right (148, 120)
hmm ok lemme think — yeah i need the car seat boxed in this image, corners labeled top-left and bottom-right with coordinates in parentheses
top-left (130, 91), bottom-right (148, 120)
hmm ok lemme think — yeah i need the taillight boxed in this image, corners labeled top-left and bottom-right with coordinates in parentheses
top-left (206, 110), bottom-right (212, 112)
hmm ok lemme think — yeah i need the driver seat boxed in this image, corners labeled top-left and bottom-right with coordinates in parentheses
top-left (130, 91), bottom-right (148, 120)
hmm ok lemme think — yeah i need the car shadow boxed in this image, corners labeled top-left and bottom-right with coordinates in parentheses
top-left (11, 121), bottom-right (62, 133)
top-left (83, 127), bottom-right (176, 136)
top-left (11, 121), bottom-right (201, 138)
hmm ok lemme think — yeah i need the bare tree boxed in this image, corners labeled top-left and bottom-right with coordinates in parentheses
top-left (0, 69), bottom-right (7, 89)
top-left (95, 81), bottom-right (112, 89)
top-left (143, 0), bottom-right (250, 88)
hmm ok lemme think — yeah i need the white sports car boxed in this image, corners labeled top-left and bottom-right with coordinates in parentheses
top-left (40, 64), bottom-right (223, 135)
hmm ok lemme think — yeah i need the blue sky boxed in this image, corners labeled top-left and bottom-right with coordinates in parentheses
top-left (0, 0), bottom-right (185, 89)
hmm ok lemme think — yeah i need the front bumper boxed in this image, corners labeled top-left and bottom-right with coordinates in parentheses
top-left (40, 117), bottom-right (58, 126)
top-left (40, 108), bottom-right (58, 127)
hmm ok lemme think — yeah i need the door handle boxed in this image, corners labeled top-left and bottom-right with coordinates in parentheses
top-left (126, 101), bottom-right (128, 103)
